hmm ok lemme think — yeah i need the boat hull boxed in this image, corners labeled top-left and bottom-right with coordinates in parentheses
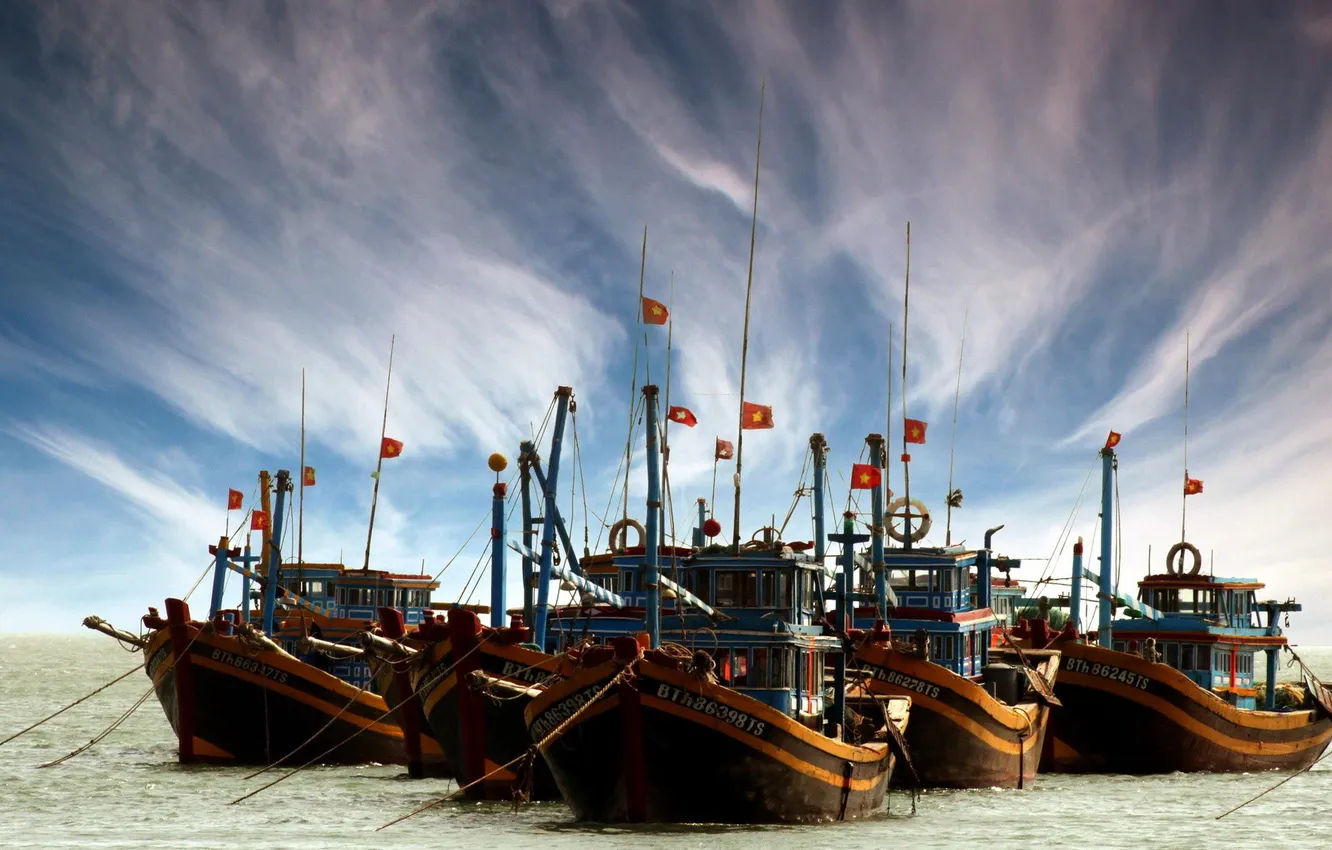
top-left (411, 612), bottom-right (561, 801)
top-left (367, 655), bottom-right (452, 778)
top-left (145, 599), bottom-right (405, 766)
top-left (527, 655), bottom-right (897, 824)
top-left (852, 643), bottom-right (1049, 788)
top-left (1042, 640), bottom-right (1332, 773)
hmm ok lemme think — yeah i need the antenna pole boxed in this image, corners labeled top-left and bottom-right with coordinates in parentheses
top-left (661, 272), bottom-right (676, 543)
top-left (900, 223), bottom-right (913, 551)
top-left (624, 227), bottom-right (648, 541)
top-left (299, 368), bottom-right (306, 565)
top-left (945, 306), bottom-right (968, 546)
top-left (363, 335), bottom-right (396, 571)
top-left (732, 79), bottom-right (766, 553)
top-left (886, 322), bottom-right (893, 508)
top-left (1181, 330), bottom-right (1190, 545)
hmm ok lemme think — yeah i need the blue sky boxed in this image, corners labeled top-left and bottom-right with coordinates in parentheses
top-left (3, 1), bottom-right (1331, 639)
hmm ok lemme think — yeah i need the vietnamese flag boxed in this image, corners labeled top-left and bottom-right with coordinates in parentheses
top-left (904, 418), bottom-right (928, 444)
top-left (850, 464), bottom-right (881, 489)
top-left (1184, 478), bottom-right (1204, 496)
top-left (1105, 431), bottom-right (1122, 449)
top-left (715, 438), bottom-right (734, 460)
top-left (250, 510), bottom-right (270, 531)
top-left (668, 406), bottom-right (698, 427)
top-left (641, 296), bottom-right (669, 325)
top-left (741, 401), bottom-right (774, 430)
top-left (303, 466), bottom-right (316, 487)
top-left (380, 437), bottom-right (404, 459)
top-left (227, 489), bottom-right (244, 511)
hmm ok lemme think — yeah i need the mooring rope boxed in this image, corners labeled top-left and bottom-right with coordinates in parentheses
top-left (0, 663), bottom-right (145, 748)
top-left (1216, 745), bottom-right (1332, 819)
top-left (229, 632), bottom-right (496, 805)
top-left (37, 683), bottom-right (158, 768)
top-left (376, 658), bottom-right (640, 831)
top-left (240, 681), bottom-right (376, 781)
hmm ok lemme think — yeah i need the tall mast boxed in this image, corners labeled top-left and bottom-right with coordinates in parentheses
top-left (298, 368), bottom-right (306, 565)
top-left (899, 223), bottom-right (914, 550)
top-left (1181, 330), bottom-right (1190, 545)
top-left (623, 227), bottom-right (648, 540)
top-left (660, 271), bottom-right (675, 550)
top-left (945, 307), bottom-right (968, 546)
top-left (731, 80), bottom-right (766, 553)
top-left (885, 322), bottom-right (893, 514)
top-left (363, 335), bottom-right (396, 571)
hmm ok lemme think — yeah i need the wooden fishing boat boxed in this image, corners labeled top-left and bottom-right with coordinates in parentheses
top-left (837, 428), bottom-right (1060, 789)
top-left (86, 467), bottom-right (441, 768)
top-left (1019, 437), bottom-right (1332, 773)
top-left (523, 387), bottom-right (912, 824)
top-left (134, 596), bottom-right (406, 765)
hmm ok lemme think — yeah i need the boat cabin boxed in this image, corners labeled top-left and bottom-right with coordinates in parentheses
top-left (854, 547), bottom-right (1007, 679)
top-left (1112, 573), bottom-right (1288, 710)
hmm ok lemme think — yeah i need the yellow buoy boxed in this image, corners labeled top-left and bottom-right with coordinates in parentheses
top-left (488, 452), bottom-right (508, 472)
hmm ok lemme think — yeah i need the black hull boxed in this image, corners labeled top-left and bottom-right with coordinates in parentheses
top-left (145, 600), bottom-right (405, 766)
top-left (528, 656), bottom-right (897, 824)
top-left (1043, 641), bottom-right (1332, 773)
top-left (412, 612), bottom-right (561, 801)
top-left (368, 657), bottom-right (452, 778)
top-left (852, 644), bottom-right (1049, 788)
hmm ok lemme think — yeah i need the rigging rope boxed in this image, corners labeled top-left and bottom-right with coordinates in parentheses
top-left (0, 663), bottom-right (145, 748)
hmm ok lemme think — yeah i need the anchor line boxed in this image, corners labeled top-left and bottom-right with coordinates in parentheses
top-left (377, 658), bottom-right (640, 831)
top-left (39, 621), bottom-right (213, 768)
top-left (0, 663), bottom-right (145, 748)
top-left (229, 631), bottom-right (498, 805)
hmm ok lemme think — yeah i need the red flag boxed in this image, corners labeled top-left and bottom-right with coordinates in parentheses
top-left (1184, 478), bottom-right (1204, 496)
top-left (904, 418), bottom-right (928, 444)
top-left (227, 489), bottom-right (243, 511)
top-left (850, 464), bottom-right (881, 489)
top-left (667, 406), bottom-right (698, 427)
top-left (741, 401), bottom-right (774, 430)
top-left (641, 296), bottom-right (669, 325)
top-left (715, 438), bottom-right (734, 460)
top-left (250, 510), bottom-right (270, 531)
top-left (303, 466), bottom-right (316, 487)
top-left (1105, 431), bottom-right (1122, 449)
top-left (380, 437), bottom-right (404, 459)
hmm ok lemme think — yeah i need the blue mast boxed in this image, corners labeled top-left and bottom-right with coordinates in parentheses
top-left (1070, 536), bottom-right (1084, 633)
top-left (828, 507), bottom-right (870, 743)
top-left (208, 536), bottom-right (232, 618)
top-left (533, 387), bottom-right (572, 647)
top-left (261, 469), bottom-right (290, 636)
top-left (1097, 446), bottom-right (1114, 648)
top-left (693, 498), bottom-right (707, 548)
top-left (490, 458), bottom-right (509, 628)
top-left (238, 544), bottom-right (252, 623)
top-left (643, 384), bottom-right (662, 649)
top-left (519, 442), bottom-right (536, 627)
top-left (868, 433), bottom-right (887, 617)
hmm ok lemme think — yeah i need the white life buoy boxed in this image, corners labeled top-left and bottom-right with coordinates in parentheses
top-left (885, 497), bottom-right (932, 544)
top-left (1166, 541), bottom-right (1202, 576)
top-left (608, 517), bottom-right (646, 553)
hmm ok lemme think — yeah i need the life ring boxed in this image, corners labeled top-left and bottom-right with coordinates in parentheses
top-left (885, 497), bottom-right (932, 544)
top-left (608, 517), bottom-right (646, 553)
top-left (1166, 541), bottom-right (1202, 576)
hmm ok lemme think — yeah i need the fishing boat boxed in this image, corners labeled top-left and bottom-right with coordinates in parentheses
top-left (84, 468), bottom-right (437, 766)
top-left (1016, 434), bottom-right (1332, 773)
top-left (524, 387), bottom-right (911, 824)
top-left (834, 228), bottom-right (1059, 789)
top-left (838, 437), bottom-right (1058, 790)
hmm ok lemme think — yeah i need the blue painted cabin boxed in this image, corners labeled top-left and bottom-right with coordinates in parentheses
top-left (1107, 573), bottom-right (1287, 710)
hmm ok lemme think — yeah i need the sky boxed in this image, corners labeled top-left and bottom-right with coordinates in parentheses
top-left (2, 1), bottom-right (1331, 640)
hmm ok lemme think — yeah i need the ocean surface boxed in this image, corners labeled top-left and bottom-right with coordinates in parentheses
top-left (2, 635), bottom-right (1330, 849)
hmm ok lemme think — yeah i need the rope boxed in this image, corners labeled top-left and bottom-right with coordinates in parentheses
top-left (376, 657), bottom-right (640, 831)
top-left (240, 682), bottom-right (375, 780)
top-left (229, 632), bottom-right (496, 805)
top-left (1216, 745), bottom-right (1332, 819)
top-left (0, 663), bottom-right (145, 748)
top-left (38, 682), bottom-right (157, 768)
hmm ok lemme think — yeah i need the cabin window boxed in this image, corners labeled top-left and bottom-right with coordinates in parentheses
top-left (768, 648), bottom-right (795, 688)
top-left (1113, 641), bottom-right (1126, 653)
top-left (940, 569), bottom-right (954, 592)
top-left (715, 572), bottom-right (737, 606)
top-left (761, 570), bottom-right (777, 607)
top-left (908, 570), bottom-right (919, 589)
top-left (1181, 644), bottom-right (1195, 670)
top-left (752, 647), bottom-right (770, 687)
top-left (1165, 642), bottom-right (1179, 669)
top-left (740, 571), bottom-right (758, 607)
top-left (733, 651), bottom-right (750, 685)
top-left (777, 571), bottom-right (792, 608)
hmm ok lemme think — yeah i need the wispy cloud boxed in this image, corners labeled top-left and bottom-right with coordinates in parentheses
top-left (3, 1), bottom-right (1332, 639)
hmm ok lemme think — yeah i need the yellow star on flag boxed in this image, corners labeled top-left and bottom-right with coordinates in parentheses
top-left (752, 411), bottom-right (763, 422)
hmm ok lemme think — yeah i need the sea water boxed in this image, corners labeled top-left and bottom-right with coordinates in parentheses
top-left (2, 635), bottom-right (1330, 849)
